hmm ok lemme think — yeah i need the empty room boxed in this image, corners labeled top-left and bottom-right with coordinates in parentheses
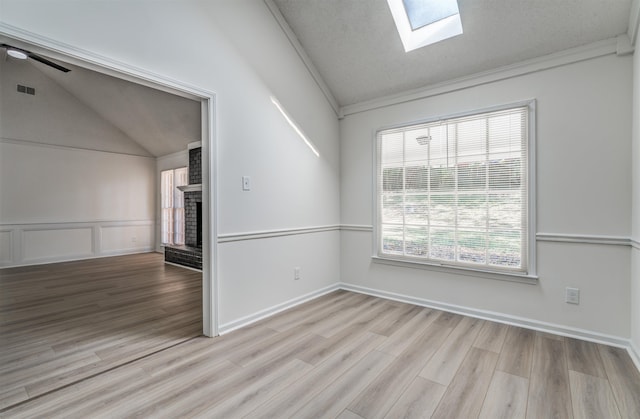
top-left (1, 0), bottom-right (640, 418)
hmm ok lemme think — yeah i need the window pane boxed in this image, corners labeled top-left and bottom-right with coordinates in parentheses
top-left (430, 164), bottom-right (455, 191)
top-left (382, 194), bottom-right (404, 224)
top-left (457, 229), bottom-right (487, 264)
top-left (405, 165), bottom-right (428, 191)
top-left (405, 226), bottom-right (428, 257)
top-left (382, 225), bottom-right (404, 255)
top-left (489, 230), bottom-right (522, 268)
top-left (457, 194), bottom-right (487, 228)
top-left (405, 194), bottom-right (429, 225)
top-left (383, 167), bottom-right (404, 191)
top-left (429, 228), bottom-right (455, 261)
top-left (430, 194), bottom-right (455, 226)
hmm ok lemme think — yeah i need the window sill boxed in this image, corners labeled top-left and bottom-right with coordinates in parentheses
top-left (371, 255), bottom-right (538, 285)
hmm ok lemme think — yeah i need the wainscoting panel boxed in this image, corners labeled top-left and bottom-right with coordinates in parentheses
top-left (100, 222), bottom-right (154, 254)
top-left (0, 220), bottom-right (154, 268)
top-left (23, 227), bottom-right (94, 263)
top-left (0, 230), bottom-right (13, 264)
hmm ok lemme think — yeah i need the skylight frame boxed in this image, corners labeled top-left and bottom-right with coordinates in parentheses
top-left (387, 0), bottom-right (463, 52)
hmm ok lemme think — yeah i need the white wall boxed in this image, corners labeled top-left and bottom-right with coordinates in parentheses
top-left (0, 0), bottom-right (341, 325)
top-left (0, 141), bottom-right (156, 266)
top-left (340, 54), bottom-right (633, 338)
top-left (0, 52), bottom-right (156, 267)
top-left (631, 37), bottom-right (640, 354)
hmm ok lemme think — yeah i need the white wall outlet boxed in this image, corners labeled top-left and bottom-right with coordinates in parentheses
top-left (242, 176), bottom-right (251, 191)
top-left (565, 287), bottom-right (580, 305)
top-left (294, 267), bottom-right (300, 280)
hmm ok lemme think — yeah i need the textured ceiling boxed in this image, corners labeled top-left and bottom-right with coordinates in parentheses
top-left (272, 0), bottom-right (632, 106)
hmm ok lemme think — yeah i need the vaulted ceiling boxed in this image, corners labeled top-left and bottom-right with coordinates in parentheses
top-left (271, 0), bottom-right (633, 107)
top-left (1, 35), bottom-right (201, 158)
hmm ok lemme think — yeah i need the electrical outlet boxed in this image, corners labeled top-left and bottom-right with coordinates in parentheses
top-left (294, 267), bottom-right (300, 280)
top-left (131, 237), bottom-right (137, 243)
top-left (242, 176), bottom-right (251, 191)
top-left (565, 287), bottom-right (580, 305)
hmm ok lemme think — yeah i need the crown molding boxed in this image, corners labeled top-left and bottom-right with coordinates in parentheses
top-left (629, 0), bottom-right (640, 46)
top-left (263, 0), bottom-right (340, 117)
top-left (340, 38), bottom-right (619, 117)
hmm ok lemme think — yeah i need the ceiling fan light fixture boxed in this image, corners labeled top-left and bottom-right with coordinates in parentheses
top-left (7, 48), bottom-right (28, 60)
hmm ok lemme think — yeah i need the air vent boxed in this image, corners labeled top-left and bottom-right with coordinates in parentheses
top-left (17, 84), bottom-right (35, 95)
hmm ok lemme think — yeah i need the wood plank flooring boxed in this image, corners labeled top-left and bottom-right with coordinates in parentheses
top-left (3, 258), bottom-right (640, 418)
top-left (0, 253), bottom-right (202, 410)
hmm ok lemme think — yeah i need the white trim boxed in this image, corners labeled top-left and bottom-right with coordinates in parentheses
top-left (344, 227), bottom-right (637, 248)
top-left (0, 23), bottom-right (213, 100)
top-left (339, 283), bottom-right (630, 348)
top-left (218, 225), bottom-right (340, 243)
top-left (341, 38), bottom-right (618, 117)
top-left (616, 34), bottom-right (634, 56)
top-left (0, 220), bottom-right (155, 268)
top-left (163, 260), bottom-right (202, 273)
top-left (218, 283), bottom-right (341, 334)
top-left (629, 0), bottom-right (640, 46)
top-left (371, 256), bottom-right (538, 284)
top-left (537, 233), bottom-right (631, 246)
top-left (340, 224), bottom-right (374, 232)
top-left (263, 0), bottom-right (340, 117)
top-left (0, 23), bottom-right (218, 338)
top-left (629, 340), bottom-right (640, 373)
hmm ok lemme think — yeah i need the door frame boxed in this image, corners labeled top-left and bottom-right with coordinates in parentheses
top-left (0, 23), bottom-right (219, 337)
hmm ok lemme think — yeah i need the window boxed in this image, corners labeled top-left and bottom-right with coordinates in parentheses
top-left (161, 167), bottom-right (188, 246)
top-left (387, 0), bottom-right (463, 52)
top-left (375, 102), bottom-right (535, 276)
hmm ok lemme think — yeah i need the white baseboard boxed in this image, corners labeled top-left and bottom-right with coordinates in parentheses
top-left (629, 340), bottom-right (640, 372)
top-left (339, 283), bottom-right (631, 349)
top-left (0, 248), bottom-right (155, 269)
top-left (218, 283), bottom-right (342, 334)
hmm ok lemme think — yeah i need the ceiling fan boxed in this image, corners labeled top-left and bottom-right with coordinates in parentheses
top-left (1, 43), bottom-right (70, 73)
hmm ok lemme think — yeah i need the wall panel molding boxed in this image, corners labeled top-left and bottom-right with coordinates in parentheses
top-left (0, 220), bottom-right (153, 268)
top-left (218, 225), bottom-right (340, 243)
top-left (536, 233), bottom-right (631, 246)
top-left (341, 226), bottom-right (635, 248)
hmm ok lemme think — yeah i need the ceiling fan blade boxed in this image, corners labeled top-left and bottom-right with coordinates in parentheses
top-left (27, 53), bottom-right (71, 73)
top-left (1, 43), bottom-right (71, 73)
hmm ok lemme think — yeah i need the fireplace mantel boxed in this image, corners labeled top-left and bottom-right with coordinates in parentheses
top-left (177, 184), bottom-right (202, 192)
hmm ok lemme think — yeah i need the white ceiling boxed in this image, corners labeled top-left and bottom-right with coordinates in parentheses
top-left (1, 35), bottom-right (201, 157)
top-left (271, 0), bottom-right (633, 107)
top-left (37, 61), bottom-right (202, 157)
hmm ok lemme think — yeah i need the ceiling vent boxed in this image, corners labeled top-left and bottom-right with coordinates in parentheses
top-left (17, 84), bottom-right (35, 95)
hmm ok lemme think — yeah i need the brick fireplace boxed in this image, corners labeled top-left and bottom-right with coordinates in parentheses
top-left (164, 145), bottom-right (202, 270)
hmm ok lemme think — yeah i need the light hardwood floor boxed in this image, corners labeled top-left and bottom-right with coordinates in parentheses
top-left (0, 253), bottom-right (202, 410)
top-left (2, 258), bottom-right (640, 418)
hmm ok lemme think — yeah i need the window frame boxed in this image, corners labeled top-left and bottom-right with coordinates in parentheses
top-left (161, 167), bottom-right (188, 247)
top-left (372, 100), bottom-right (537, 282)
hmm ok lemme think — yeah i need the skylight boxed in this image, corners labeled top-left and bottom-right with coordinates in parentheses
top-left (387, 0), bottom-right (463, 52)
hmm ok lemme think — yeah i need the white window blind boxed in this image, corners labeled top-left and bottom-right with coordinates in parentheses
top-left (376, 105), bottom-right (530, 274)
top-left (161, 167), bottom-right (188, 246)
